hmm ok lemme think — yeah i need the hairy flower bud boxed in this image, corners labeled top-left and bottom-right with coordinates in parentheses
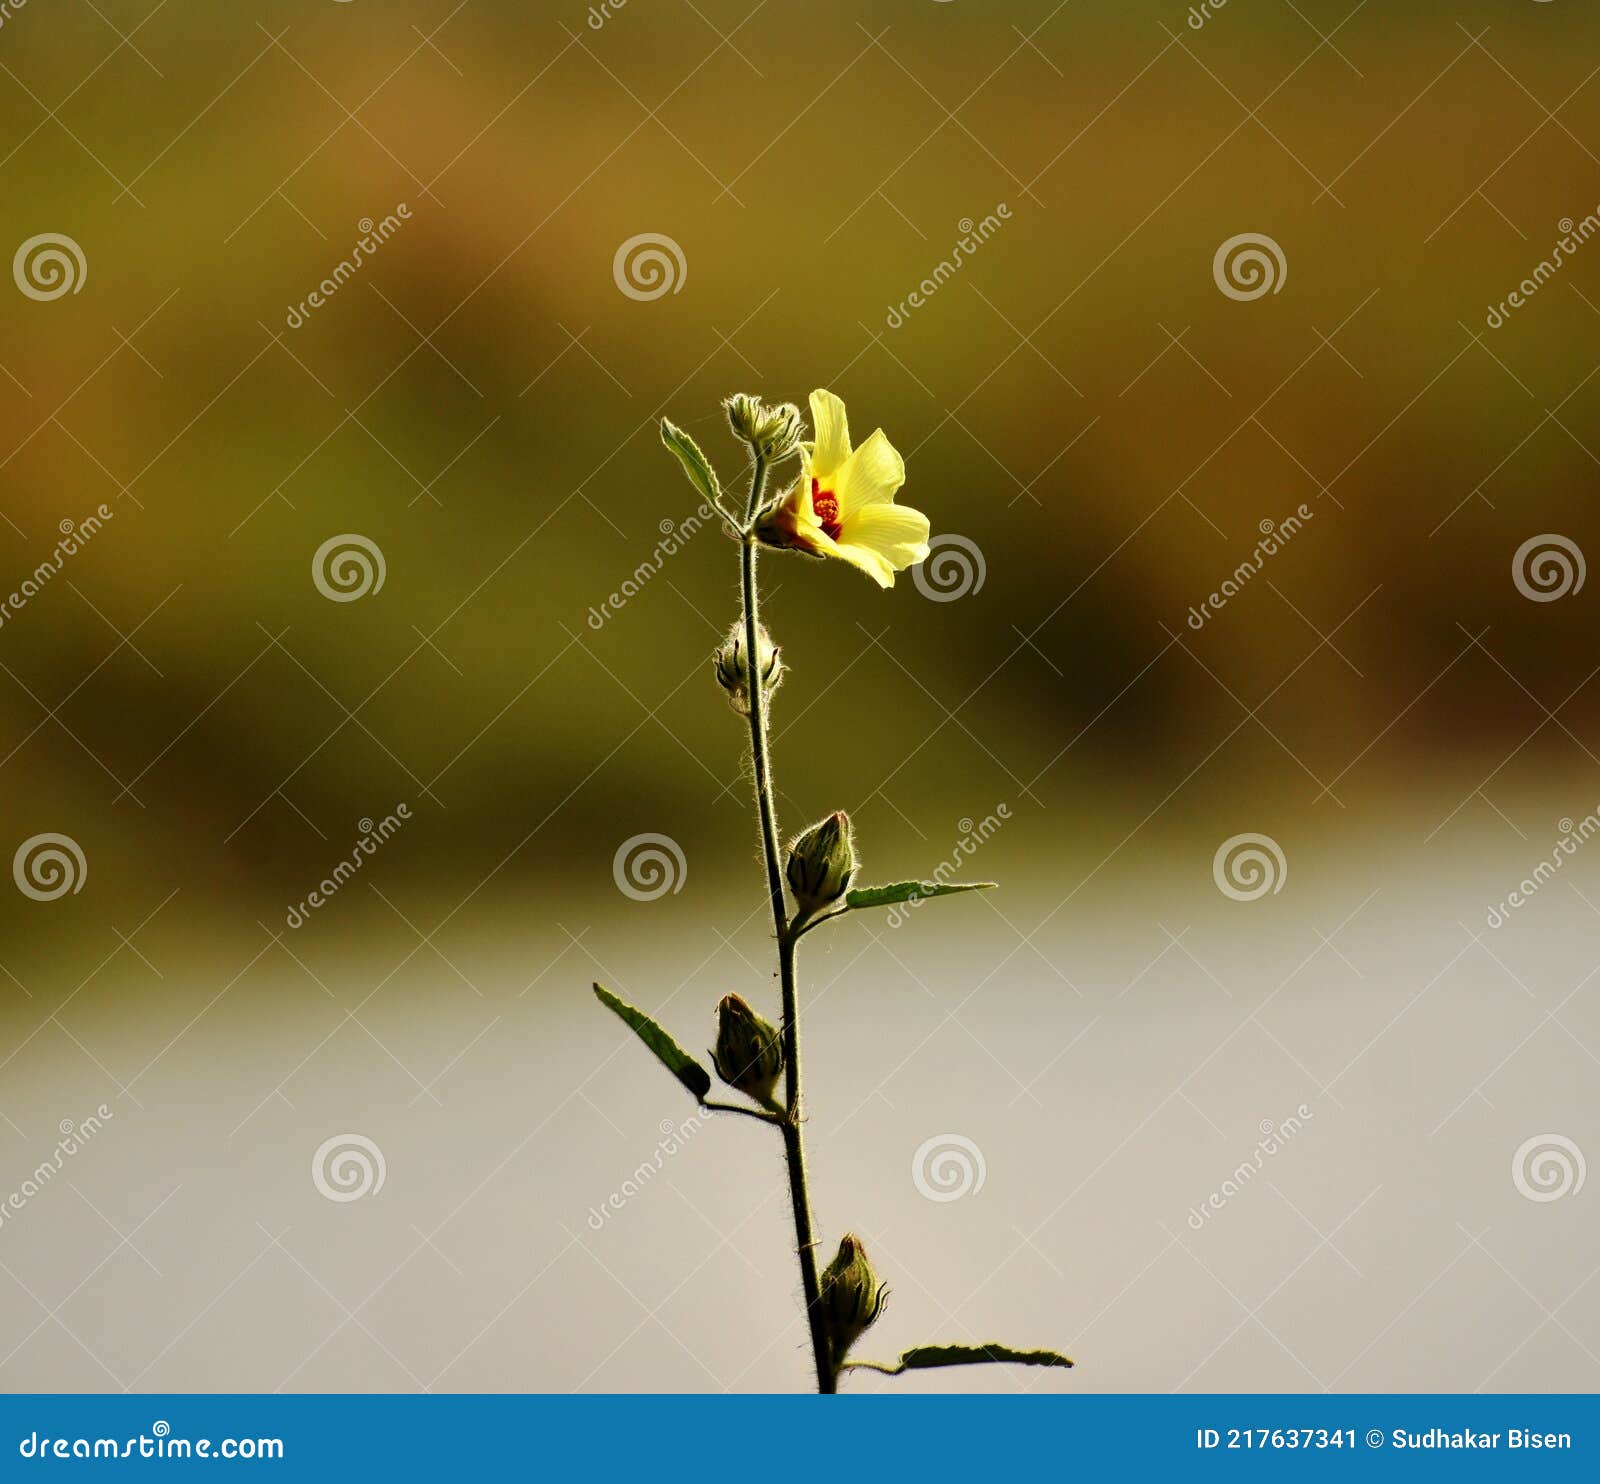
top-left (713, 622), bottom-right (782, 715)
top-left (786, 811), bottom-right (856, 914)
top-left (724, 394), bottom-right (803, 460)
top-left (710, 993), bottom-right (784, 1103)
top-left (818, 1233), bottom-right (888, 1362)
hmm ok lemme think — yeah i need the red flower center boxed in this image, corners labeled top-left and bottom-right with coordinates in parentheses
top-left (811, 478), bottom-right (842, 540)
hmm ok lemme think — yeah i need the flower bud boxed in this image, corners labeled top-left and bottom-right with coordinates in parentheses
top-left (786, 811), bottom-right (856, 913)
top-left (713, 622), bottom-right (782, 715)
top-left (724, 394), bottom-right (803, 460)
top-left (710, 993), bottom-right (784, 1103)
top-left (818, 1233), bottom-right (888, 1362)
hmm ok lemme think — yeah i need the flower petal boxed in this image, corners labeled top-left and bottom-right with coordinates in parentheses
top-left (825, 538), bottom-right (896, 588)
top-left (752, 469), bottom-right (830, 558)
top-left (842, 502), bottom-right (931, 571)
top-left (809, 389), bottom-right (851, 481)
top-left (834, 429), bottom-right (905, 515)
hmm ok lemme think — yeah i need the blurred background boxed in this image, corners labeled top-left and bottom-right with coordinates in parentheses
top-left (0, 0), bottom-right (1598, 1393)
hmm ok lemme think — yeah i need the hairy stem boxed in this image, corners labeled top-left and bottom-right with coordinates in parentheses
top-left (700, 1099), bottom-right (783, 1125)
top-left (777, 934), bottom-right (833, 1392)
top-left (739, 456), bottom-right (834, 1395)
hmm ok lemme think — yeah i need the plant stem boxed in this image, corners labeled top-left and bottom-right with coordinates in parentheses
top-left (700, 1099), bottom-right (783, 1125)
top-left (739, 456), bottom-right (835, 1395)
top-left (777, 934), bottom-right (833, 1392)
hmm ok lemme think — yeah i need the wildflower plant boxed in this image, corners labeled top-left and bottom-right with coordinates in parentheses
top-left (592, 391), bottom-right (1073, 1393)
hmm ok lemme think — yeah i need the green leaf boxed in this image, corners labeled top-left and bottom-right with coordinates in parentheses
top-left (844, 881), bottom-right (996, 912)
top-left (899, 1343), bottom-right (1073, 1371)
top-left (659, 419), bottom-right (722, 507)
top-left (845, 1342), bottom-right (1073, 1376)
top-left (592, 983), bottom-right (711, 1101)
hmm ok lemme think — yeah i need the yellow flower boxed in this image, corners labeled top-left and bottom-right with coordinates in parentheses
top-left (756, 389), bottom-right (930, 588)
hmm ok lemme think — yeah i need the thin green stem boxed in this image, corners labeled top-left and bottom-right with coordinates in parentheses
top-left (777, 934), bottom-right (833, 1392)
top-left (742, 452), bottom-right (768, 524)
top-left (700, 1099), bottom-right (783, 1125)
top-left (739, 454), bottom-right (835, 1395)
top-left (791, 902), bottom-right (851, 940)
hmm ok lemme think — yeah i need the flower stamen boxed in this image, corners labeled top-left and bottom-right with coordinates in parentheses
top-left (811, 479), bottom-right (842, 541)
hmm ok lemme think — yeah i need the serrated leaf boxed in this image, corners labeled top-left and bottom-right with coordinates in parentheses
top-left (846, 1342), bottom-right (1074, 1375)
top-left (660, 419), bottom-right (722, 507)
top-left (844, 881), bottom-right (996, 912)
top-left (593, 983), bottom-right (711, 1100)
top-left (899, 1343), bottom-right (1073, 1371)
